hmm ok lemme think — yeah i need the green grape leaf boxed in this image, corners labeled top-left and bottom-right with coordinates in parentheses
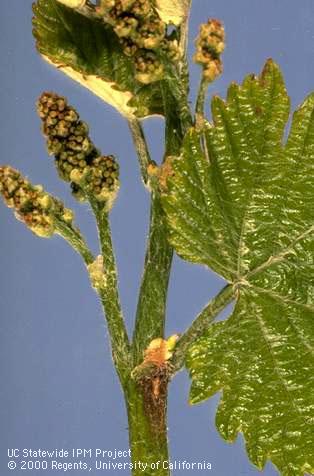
top-left (162, 59), bottom-right (314, 475)
top-left (32, 0), bottom-right (163, 118)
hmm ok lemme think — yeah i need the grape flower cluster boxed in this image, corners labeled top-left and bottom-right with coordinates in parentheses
top-left (193, 19), bottom-right (225, 82)
top-left (0, 166), bottom-right (73, 238)
top-left (96, 0), bottom-right (180, 84)
top-left (37, 92), bottom-right (119, 204)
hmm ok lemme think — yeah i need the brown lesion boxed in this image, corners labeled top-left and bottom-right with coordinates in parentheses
top-left (146, 156), bottom-right (177, 193)
top-left (131, 335), bottom-right (179, 435)
top-left (159, 156), bottom-right (175, 191)
top-left (255, 105), bottom-right (263, 116)
top-left (138, 365), bottom-right (169, 436)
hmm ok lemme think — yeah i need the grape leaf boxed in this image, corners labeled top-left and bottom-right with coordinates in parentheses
top-left (162, 60), bottom-right (314, 475)
top-left (32, 0), bottom-right (164, 117)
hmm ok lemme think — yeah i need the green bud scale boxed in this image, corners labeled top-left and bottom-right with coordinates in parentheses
top-left (0, 166), bottom-right (73, 238)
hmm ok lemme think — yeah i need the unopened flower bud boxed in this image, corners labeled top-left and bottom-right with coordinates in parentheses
top-left (70, 155), bottom-right (120, 206)
top-left (95, 0), bottom-right (178, 84)
top-left (161, 38), bottom-right (181, 61)
top-left (135, 16), bottom-right (165, 49)
top-left (99, 0), bottom-right (150, 17)
top-left (203, 59), bottom-right (223, 82)
top-left (135, 50), bottom-right (164, 84)
top-left (89, 155), bottom-right (120, 199)
top-left (62, 208), bottom-right (74, 224)
top-left (194, 19), bottom-right (225, 82)
top-left (120, 38), bottom-right (138, 57)
top-left (130, 0), bottom-right (151, 17)
top-left (114, 15), bottom-right (138, 38)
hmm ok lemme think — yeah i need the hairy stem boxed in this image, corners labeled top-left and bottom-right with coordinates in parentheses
top-left (128, 118), bottom-right (153, 186)
top-left (124, 379), bottom-right (170, 476)
top-left (176, 1), bottom-right (193, 133)
top-left (161, 77), bottom-right (192, 156)
top-left (132, 189), bottom-right (173, 366)
top-left (129, 118), bottom-right (173, 366)
top-left (93, 204), bottom-right (131, 381)
top-left (171, 284), bottom-right (234, 372)
top-left (195, 76), bottom-right (209, 120)
top-left (127, 39), bottom-right (193, 472)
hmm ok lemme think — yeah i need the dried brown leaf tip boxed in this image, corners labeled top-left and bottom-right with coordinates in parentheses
top-left (132, 334), bottom-right (180, 382)
top-left (143, 335), bottom-right (179, 366)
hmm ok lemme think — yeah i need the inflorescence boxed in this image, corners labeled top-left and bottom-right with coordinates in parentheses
top-left (96, 0), bottom-right (180, 84)
top-left (193, 19), bottom-right (225, 82)
top-left (37, 92), bottom-right (119, 204)
top-left (0, 166), bottom-right (73, 238)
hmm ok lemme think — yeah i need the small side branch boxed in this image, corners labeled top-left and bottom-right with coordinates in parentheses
top-left (128, 118), bottom-right (153, 186)
top-left (195, 76), bottom-right (209, 122)
top-left (170, 284), bottom-right (234, 373)
top-left (93, 204), bottom-right (131, 381)
top-left (55, 219), bottom-right (94, 266)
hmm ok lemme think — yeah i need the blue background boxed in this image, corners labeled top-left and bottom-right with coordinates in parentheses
top-left (1, 1), bottom-right (313, 475)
